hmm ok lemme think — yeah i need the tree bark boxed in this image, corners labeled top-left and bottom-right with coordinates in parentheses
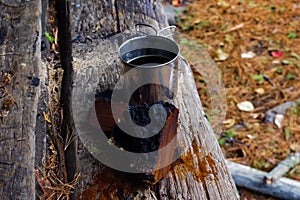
top-left (71, 0), bottom-right (239, 199)
top-left (0, 0), bottom-right (239, 199)
top-left (0, 1), bottom-right (41, 199)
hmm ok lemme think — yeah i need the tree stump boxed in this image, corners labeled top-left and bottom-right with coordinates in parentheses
top-left (0, 0), bottom-right (239, 199)
top-left (71, 0), bottom-right (239, 199)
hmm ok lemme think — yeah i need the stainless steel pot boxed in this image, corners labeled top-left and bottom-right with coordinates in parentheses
top-left (118, 24), bottom-right (180, 105)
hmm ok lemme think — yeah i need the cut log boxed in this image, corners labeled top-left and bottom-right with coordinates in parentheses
top-left (0, 1), bottom-right (42, 199)
top-left (71, 0), bottom-right (239, 199)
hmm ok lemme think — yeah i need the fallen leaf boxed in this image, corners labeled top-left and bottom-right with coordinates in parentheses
top-left (290, 143), bottom-right (300, 152)
top-left (282, 59), bottom-right (292, 65)
top-left (172, 0), bottom-right (182, 7)
top-left (287, 32), bottom-right (297, 39)
top-left (225, 34), bottom-right (233, 43)
top-left (223, 119), bottom-right (235, 128)
top-left (285, 73), bottom-right (296, 80)
top-left (274, 114), bottom-right (284, 128)
top-left (237, 101), bottom-right (254, 112)
top-left (252, 74), bottom-right (264, 81)
top-left (291, 52), bottom-right (300, 60)
top-left (275, 66), bottom-right (283, 74)
top-left (272, 60), bottom-right (281, 65)
top-left (246, 134), bottom-right (254, 139)
top-left (271, 50), bottom-right (283, 58)
top-left (255, 88), bottom-right (265, 94)
top-left (215, 49), bottom-right (229, 61)
top-left (252, 122), bottom-right (260, 128)
top-left (250, 113), bottom-right (265, 119)
top-left (241, 51), bottom-right (256, 59)
top-left (217, 1), bottom-right (230, 9)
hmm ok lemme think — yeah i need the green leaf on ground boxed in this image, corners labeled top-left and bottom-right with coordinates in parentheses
top-left (181, 25), bottom-right (193, 31)
top-left (225, 34), bottom-right (233, 43)
top-left (288, 32), bottom-right (297, 39)
top-left (253, 160), bottom-right (271, 170)
top-left (218, 130), bottom-right (237, 145)
top-left (276, 66), bottom-right (283, 74)
top-left (284, 129), bottom-right (292, 140)
top-left (179, 38), bottom-right (189, 45)
top-left (290, 106), bottom-right (299, 115)
top-left (282, 60), bottom-right (293, 65)
top-left (285, 73), bottom-right (296, 80)
top-left (291, 52), bottom-right (300, 60)
top-left (195, 20), bottom-right (209, 30)
top-left (248, 1), bottom-right (258, 7)
top-left (218, 138), bottom-right (226, 145)
top-left (252, 74), bottom-right (264, 81)
top-left (225, 130), bottom-right (237, 138)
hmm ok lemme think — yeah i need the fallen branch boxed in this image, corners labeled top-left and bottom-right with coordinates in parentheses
top-left (265, 152), bottom-right (300, 184)
top-left (226, 160), bottom-right (300, 200)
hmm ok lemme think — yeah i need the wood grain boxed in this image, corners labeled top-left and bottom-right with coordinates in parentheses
top-left (71, 0), bottom-right (239, 199)
top-left (0, 0), bottom-right (240, 199)
top-left (0, 1), bottom-right (41, 199)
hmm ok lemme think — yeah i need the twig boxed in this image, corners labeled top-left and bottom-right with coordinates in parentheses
top-left (263, 74), bottom-right (276, 87)
top-left (64, 134), bottom-right (78, 151)
top-left (34, 169), bottom-right (54, 200)
top-left (46, 103), bottom-right (68, 185)
top-left (223, 23), bottom-right (245, 33)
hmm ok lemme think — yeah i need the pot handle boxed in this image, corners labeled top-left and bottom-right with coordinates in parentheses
top-left (157, 25), bottom-right (176, 38)
top-left (135, 23), bottom-right (158, 36)
top-left (135, 23), bottom-right (176, 38)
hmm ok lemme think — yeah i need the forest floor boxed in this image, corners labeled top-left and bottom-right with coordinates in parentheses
top-left (168, 0), bottom-right (300, 199)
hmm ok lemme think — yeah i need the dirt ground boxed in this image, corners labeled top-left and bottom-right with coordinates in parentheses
top-left (174, 0), bottom-right (300, 199)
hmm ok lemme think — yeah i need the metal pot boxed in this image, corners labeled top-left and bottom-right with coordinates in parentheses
top-left (118, 25), bottom-right (180, 105)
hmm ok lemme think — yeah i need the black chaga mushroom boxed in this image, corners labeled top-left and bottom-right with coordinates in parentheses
top-left (94, 89), bottom-right (180, 184)
top-left (114, 101), bottom-right (179, 184)
top-left (113, 101), bottom-right (178, 153)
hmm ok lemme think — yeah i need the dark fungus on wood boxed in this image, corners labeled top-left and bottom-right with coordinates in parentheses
top-left (94, 89), bottom-right (179, 184)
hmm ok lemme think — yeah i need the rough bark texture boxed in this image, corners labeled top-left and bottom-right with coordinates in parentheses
top-left (71, 0), bottom-right (239, 199)
top-left (0, 0), bottom-right (239, 199)
top-left (0, 0), bottom-right (41, 199)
